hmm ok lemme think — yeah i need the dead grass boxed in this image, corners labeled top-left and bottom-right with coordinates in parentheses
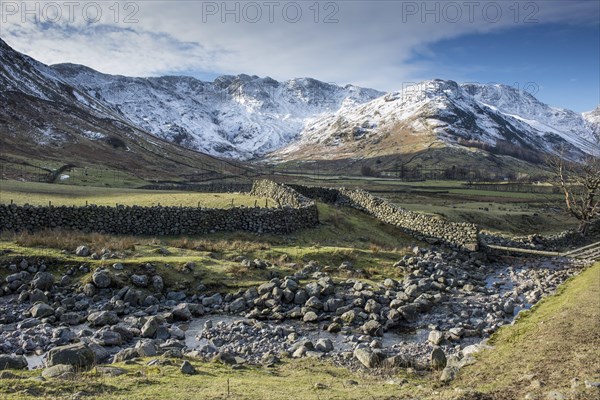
top-left (166, 237), bottom-right (270, 253)
top-left (2, 230), bottom-right (138, 253)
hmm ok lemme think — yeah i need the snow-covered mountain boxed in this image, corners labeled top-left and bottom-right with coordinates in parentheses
top-left (0, 38), bottom-right (245, 181)
top-left (1, 38), bottom-right (598, 169)
top-left (583, 106), bottom-right (600, 142)
top-left (274, 79), bottom-right (600, 161)
top-left (52, 64), bottom-right (383, 159)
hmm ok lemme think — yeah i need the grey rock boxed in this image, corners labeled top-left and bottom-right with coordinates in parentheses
top-left (141, 316), bottom-right (162, 338)
top-left (31, 272), bottom-right (54, 290)
top-left (61, 312), bottom-right (84, 325)
top-left (229, 297), bottom-right (247, 313)
top-left (180, 360), bottom-right (196, 375)
top-left (131, 274), bottom-right (149, 288)
top-left (87, 311), bottom-right (119, 327)
top-left (0, 355), bottom-right (27, 370)
top-left (75, 246), bottom-right (90, 257)
top-left (214, 352), bottom-right (237, 365)
top-left (315, 338), bottom-right (334, 353)
top-left (152, 275), bottom-right (164, 292)
top-left (305, 296), bottom-right (323, 310)
top-left (293, 290), bottom-right (309, 305)
top-left (303, 311), bottom-right (318, 322)
top-left (382, 355), bottom-right (410, 368)
top-left (361, 320), bottom-right (383, 337)
top-left (428, 330), bottom-right (445, 345)
top-left (28, 289), bottom-right (48, 303)
top-left (440, 366), bottom-right (459, 383)
top-left (17, 318), bottom-right (41, 329)
top-left (30, 303), bottom-right (54, 318)
top-left (113, 348), bottom-right (139, 363)
top-left (92, 270), bottom-right (111, 288)
top-left (172, 304), bottom-right (192, 321)
top-left (341, 310), bottom-right (356, 324)
top-left (46, 343), bottom-right (95, 368)
top-left (82, 283), bottom-right (96, 297)
top-left (135, 341), bottom-right (157, 357)
top-left (93, 330), bottom-right (123, 346)
top-left (202, 293), bottom-right (222, 307)
top-left (42, 364), bottom-right (75, 379)
top-left (353, 348), bottom-right (383, 368)
top-left (398, 304), bottom-right (418, 322)
top-left (430, 347), bottom-right (447, 370)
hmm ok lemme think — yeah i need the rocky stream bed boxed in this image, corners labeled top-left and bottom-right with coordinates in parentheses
top-left (0, 247), bottom-right (592, 382)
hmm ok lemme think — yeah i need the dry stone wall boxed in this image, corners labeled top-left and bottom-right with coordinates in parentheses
top-left (0, 181), bottom-right (319, 235)
top-left (290, 184), bottom-right (480, 251)
top-left (250, 180), bottom-right (315, 208)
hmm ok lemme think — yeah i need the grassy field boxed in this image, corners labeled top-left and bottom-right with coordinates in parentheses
top-left (0, 180), bottom-right (266, 208)
top-left (0, 177), bottom-right (577, 235)
top-left (275, 176), bottom-right (575, 235)
top-left (0, 202), bottom-right (421, 291)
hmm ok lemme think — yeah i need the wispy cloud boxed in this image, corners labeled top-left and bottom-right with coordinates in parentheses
top-left (0, 0), bottom-right (598, 92)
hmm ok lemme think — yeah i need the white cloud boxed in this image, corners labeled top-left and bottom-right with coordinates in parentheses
top-left (0, 0), bottom-right (597, 90)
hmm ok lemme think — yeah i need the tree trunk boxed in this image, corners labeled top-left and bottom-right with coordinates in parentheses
top-left (578, 220), bottom-right (590, 236)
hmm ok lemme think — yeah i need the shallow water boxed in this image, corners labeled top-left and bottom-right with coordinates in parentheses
top-left (182, 315), bottom-right (424, 353)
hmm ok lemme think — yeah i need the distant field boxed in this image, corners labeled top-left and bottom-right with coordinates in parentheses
top-left (0, 180), bottom-right (267, 208)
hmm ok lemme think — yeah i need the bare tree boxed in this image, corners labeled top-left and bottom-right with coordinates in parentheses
top-left (549, 153), bottom-right (600, 235)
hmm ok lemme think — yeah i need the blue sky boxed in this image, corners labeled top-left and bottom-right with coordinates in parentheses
top-left (1, 1), bottom-right (598, 111)
top-left (415, 24), bottom-right (600, 112)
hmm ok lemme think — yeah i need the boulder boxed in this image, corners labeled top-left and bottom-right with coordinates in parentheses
top-left (180, 360), bottom-right (196, 375)
top-left (229, 298), bottom-right (247, 313)
top-left (61, 312), bottom-right (84, 325)
top-left (93, 330), bottom-right (123, 346)
top-left (213, 352), bottom-right (237, 365)
top-left (131, 274), bottom-right (149, 288)
top-left (152, 275), bottom-right (164, 292)
top-left (202, 293), bottom-right (222, 307)
top-left (440, 366), bottom-right (459, 383)
top-left (305, 296), bottom-right (323, 310)
top-left (31, 272), bottom-right (54, 290)
top-left (113, 348), bottom-right (139, 363)
top-left (430, 347), bottom-right (447, 370)
top-left (361, 320), bottom-right (383, 336)
top-left (87, 311), bottom-right (119, 327)
top-left (30, 303), bottom-right (54, 318)
top-left (428, 330), bottom-right (444, 345)
top-left (303, 311), bottom-right (318, 322)
top-left (75, 246), bottom-right (90, 257)
top-left (353, 348), bottom-right (383, 368)
top-left (92, 270), bottom-right (111, 288)
top-left (42, 364), bottom-right (75, 379)
top-left (315, 338), bottom-right (334, 353)
top-left (398, 304), bottom-right (418, 322)
top-left (0, 355), bottom-right (27, 370)
top-left (141, 316), bottom-right (161, 338)
top-left (46, 343), bottom-right (95, 368)
top-left (172, 304), bottom-right (192, 321)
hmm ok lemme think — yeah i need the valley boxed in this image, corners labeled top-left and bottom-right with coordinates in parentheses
top-left (1, 24), bottom-right (599, 400)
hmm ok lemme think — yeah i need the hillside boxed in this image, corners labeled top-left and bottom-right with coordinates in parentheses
top-left (272, 80), bottom-right (599, 166)
top-left (0, 38), bottom-right (249, 183)
top-left (51, 64), bottom-right (382, 159)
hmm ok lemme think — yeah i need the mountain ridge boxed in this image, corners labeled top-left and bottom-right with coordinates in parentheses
top-left (1, 37), bottom-right (599, 174)
top-left (272, 79), bottom-right (599, 162)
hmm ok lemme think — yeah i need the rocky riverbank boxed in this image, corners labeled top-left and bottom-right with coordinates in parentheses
top-left (0, 248), bottom-right (591, 382)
